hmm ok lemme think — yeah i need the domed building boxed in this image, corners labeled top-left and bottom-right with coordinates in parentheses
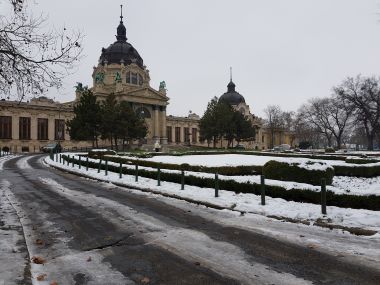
top-left (0, 7), bottom-right (295, 152)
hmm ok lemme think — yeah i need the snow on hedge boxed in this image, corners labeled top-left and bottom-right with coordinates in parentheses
top-left (133, 153), bottom-right (380, 168)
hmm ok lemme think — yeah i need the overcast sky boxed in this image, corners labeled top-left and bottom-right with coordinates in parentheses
top-left (26, 0), bottom-right (380, 117)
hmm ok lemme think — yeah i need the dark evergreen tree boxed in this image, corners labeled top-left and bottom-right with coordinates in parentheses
top-left (67, 88), bottom-right (101, 147)
top-left (200, 97), bottom-right (256, 148)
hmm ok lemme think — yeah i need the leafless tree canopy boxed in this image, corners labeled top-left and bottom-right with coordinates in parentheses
top-left (335, 75), bottom-right (380, 150)
top-left (0, 0), bottom-right (83, 101)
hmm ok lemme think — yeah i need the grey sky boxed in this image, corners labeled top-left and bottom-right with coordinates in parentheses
top-left (29, 0), bottom-right (380, 117)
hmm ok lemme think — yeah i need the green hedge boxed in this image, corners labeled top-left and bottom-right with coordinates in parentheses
top-left (119, 150), bottom-right (352, 161)
top-left (102, 155), bottom-right (262, 176)
top-left (263, 160), bottom-right (334, 186)
top-left (345, 158), bottom-right (380, 165)
top-left (62, 155), bottom-right (380, 211)
top-left (334, 164), bottom-right (380, 178)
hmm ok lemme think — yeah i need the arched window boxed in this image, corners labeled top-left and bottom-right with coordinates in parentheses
top-left (138, 74), bottom-right (143, 86)
top-left (135, 107), bottom-right (151, 118)
top-left (126, 72), bottom-right (131, 84)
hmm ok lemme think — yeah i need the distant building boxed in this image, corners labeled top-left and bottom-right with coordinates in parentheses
top-left (0, 8), bottom-right (295, 153)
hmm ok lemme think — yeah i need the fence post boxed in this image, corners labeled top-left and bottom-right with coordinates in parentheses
top-left (86, 157), bottom-right (89, 171)
top-left (157, 167), bottom-right (161, 186)
top-left (78, 156), bottom-right (81, 169)
top-left (119, 162), bottom-right (122, 179)
top-left (181, 170), bottom-right (185, 190)
top-left (135, 164), bottom-right (138, 182)
top-left (321, 178), bottom-right (327, 215)
top-left (67, 155), bottom-right (70, 166)
top-left (261, 175), bottom-right (266, 206)
top-left (105, 160), bottom-right (108, 176)
top-left (215, 172), bottom-right (219, 197)
top-left (98, 159), bottom-right (102, 173)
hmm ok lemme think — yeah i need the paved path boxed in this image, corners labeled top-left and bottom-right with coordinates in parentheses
top-left (0, 154), bottom-right (379, 285)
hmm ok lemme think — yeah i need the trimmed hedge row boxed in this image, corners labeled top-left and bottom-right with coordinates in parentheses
top-left (334, 164), bottom-right (380, 178)
top-left (120, 150), bottom-right (350, 161)
top-left (101, 155), bottom-right (262, 176)
top-left (345, 158), bottom-right (380, 165)
top-left (263, 160), bottom-right (334, 186)
top-left (63, 155), bottom-right (380, 211)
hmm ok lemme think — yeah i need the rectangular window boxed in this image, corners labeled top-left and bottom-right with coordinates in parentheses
top-left (0, 116), bottom-right (12, 139)
top-left (175, 127), bottom-right (181, 143)
top-left (192, 128), bottom-right (197, 143)
top-left (184, 127), bottom-right (189, 143)
top-left (131, 73), bottom-right (138, 85)
top-left (55, 119), bottom-right (65, 141)
top-left (19, 117), bottom-right (31, 140)
top-left (37, 118), bottom-right (48, 140)
top-left (262, 135), bottom-right (265, 143)
top-left (167, 126), bottom-right (172, 143)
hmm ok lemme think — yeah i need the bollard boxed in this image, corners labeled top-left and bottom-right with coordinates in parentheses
top-left (215, 172), bottom-right (219, 197)
top-left (157, 167), bottom-right (161, 186)
top-left (321, 178), bottom-right (327, 215)
top-left (181, 170), bottom-right (185, 190)
top-left (135, 164), bottom-right (138, 182)
top-left (86, 157), bottom-right (89, 171)
top-left (105, 160), bottom-right (108, 176)
top-left (55, 152), bottom-right (58, 162)
top-left (72, 157), bottom-right (74, 167)
top-left (98, 159), bottom-right (102, 173)
top-left (50, 149), bottom-right (53, 160)
top-left (79, 156), bottom-right (81, 169)
top-left (119, 162), bottom-right (122, 179)
top-left (261, 175), bottom-right (266, 206)
top-left (67, 155), bottom-right (70, 166)
top-left (59, 154), bottom-right (62, 164)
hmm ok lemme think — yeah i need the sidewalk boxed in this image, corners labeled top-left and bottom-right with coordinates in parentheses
top-left (0, 180), bottom-right (31, 285)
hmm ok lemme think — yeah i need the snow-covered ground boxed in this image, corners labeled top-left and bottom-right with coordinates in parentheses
top-left (45, 155), bottom-right (380, 234)
top-left (0, 180), bottom-right (29, 284)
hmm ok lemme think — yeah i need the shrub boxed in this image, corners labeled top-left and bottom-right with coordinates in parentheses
top-left (345, 158), bottom-right (380, 164)
top-left (334, 164), bottom-right (380, 178)
top-left (88, 149), bottom-right (116, 159)
top-left (325, 147), bottom-right (335, 153)
top-left (2, 146), bottom-right (10, 153)
top-left (263, 160), bottom-right (334, 186)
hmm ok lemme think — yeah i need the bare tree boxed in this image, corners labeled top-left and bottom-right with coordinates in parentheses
top-left (264, 105), bottom-right (285, 149)
top-left (0, 0), bottom-right (83, 102)
top-left (300, 96), bottom-right (353, 149)
top-left (335, 76), bottom-right (380, 150)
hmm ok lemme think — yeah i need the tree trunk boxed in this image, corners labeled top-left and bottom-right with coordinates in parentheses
top-left (367, 133), bottom-right (374, 150)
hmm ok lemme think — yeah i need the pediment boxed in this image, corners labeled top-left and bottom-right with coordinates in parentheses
top-left (126, 87), bottom-right (169, 103)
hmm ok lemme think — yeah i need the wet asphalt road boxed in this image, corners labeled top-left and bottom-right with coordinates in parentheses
top-left (1, 154), bottom-right (379, 285)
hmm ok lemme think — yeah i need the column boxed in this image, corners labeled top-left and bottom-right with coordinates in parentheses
top-left (12, 115), bottom-right (19, 140)
top-left (153, 105), bottom-right (159, 139)
top-left (160, 106), bottom-right (167, 145)
top-left (48, 115), bottom-right (55, 141)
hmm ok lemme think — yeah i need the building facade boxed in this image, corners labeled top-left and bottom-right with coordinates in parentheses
top-left (0, 9), bottom-right (295, 153)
